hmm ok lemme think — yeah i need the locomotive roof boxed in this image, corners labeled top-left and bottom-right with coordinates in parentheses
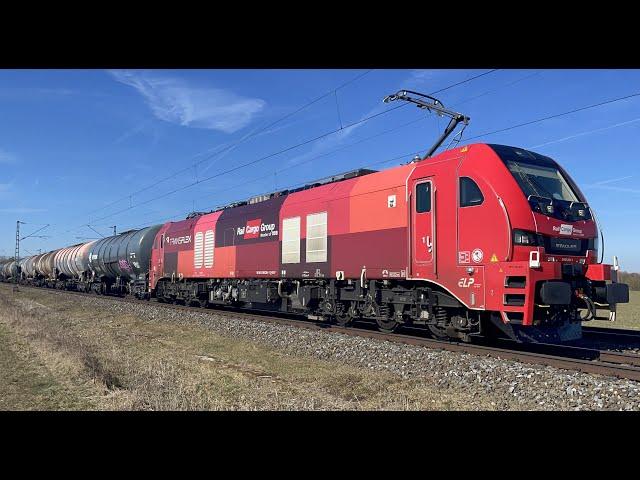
top-left (185, 167), bottom-right (379, 219)
top-left (171, 143), bottom-right (567, 225)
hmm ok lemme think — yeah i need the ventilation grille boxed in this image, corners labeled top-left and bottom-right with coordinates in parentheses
top-left (194, 232), bottom-right (204, 268)
top-left (306, 212), bottom-right (327, 263)
top-left (282, 217), bottom-right (300, 264)
top-left (204, 230), bottom-right (214, 268)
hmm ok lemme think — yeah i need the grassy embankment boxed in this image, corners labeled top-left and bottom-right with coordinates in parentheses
top-left (0, 285), bottom-right (497, 411)
top-left (0, 285), bottom-right (637, 411)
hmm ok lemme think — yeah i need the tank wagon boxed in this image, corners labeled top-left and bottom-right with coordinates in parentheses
top-left (86, 225), bottom-right (161, 295)
top-left (1, 260), bottom-right (18, 280)
top-left (10, 226), bottom-right (161, 296)
top-left (22, 255), bottom-right (41, 279)
top-left (2, 92), bottom-right (630, 343)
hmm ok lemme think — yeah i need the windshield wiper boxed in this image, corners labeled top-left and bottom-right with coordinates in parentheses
top-left (526, 174), bottom-right (557, 201)
top-left (510, 161), bottom-right (550, 199)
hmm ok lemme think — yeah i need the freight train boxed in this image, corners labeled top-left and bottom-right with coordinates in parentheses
top-left (0, 92), bottom-right (630, 343)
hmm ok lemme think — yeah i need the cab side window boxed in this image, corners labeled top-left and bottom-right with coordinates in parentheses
top-left (460, 177), bottom-right (484, 207)
top-left (416, 182), bottom-right (431, 213)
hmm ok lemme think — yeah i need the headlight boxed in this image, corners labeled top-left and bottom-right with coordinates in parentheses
top-left (513, 229), bottom-right (540, 246)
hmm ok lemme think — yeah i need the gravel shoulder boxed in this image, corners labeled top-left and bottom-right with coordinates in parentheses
top-left (1, 283), bottom-right (639, 411)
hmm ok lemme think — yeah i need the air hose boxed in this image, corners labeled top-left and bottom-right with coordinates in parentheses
top-left (577, 293), bottom-right (597, 321)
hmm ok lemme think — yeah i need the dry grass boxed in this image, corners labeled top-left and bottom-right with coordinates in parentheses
top-left (4, 284), bottom-right (638, 411)
top-left (594, 290), bottom-right (640, 330)
top-left (0, 285), bottom-right (527, 411)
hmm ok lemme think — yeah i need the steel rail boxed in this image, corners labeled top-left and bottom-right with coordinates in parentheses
top-left (583, 325), bottom-right (640, 341)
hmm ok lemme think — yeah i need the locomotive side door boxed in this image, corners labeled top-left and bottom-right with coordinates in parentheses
top-left (411, 178), bottom-right (435, 279)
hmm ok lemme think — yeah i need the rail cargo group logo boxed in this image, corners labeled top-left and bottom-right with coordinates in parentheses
top-left (553, 224), bottom-right (584, 237)
top-left (239, 219), bottom-right (262, 239)
top-left (236, 219), bottom-right (278, 240)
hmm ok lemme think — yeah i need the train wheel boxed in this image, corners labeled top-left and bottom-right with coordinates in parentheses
top-left (376, 317), bottom-right (398, 334)
top-left (428, 324), bottom-right (448, 339)
top-left (335, 311), bottom-right (352, 327)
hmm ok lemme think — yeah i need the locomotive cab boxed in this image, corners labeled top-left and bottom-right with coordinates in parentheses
top-left (484, 144), bottom-right (629, 341)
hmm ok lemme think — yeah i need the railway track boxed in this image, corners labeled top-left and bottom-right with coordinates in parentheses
top-left (583, 325), bottom-right (640, 343)
top-left (5, 283), bottom-right (640, 383)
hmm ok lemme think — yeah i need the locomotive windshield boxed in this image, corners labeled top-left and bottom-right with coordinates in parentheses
top-left (488, 144), bottom-right (589, 221)
top-left (505, 161), bottom-right (579, 202)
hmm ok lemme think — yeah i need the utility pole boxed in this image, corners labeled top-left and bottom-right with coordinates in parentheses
top-left (13, 222), bottom-right (50, 292)
top-left (14, 220), bottom-right (24, 292)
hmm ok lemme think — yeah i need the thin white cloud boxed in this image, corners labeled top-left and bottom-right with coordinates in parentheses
top-left (0, 207), bottom-right (48, 214)
top-left (585, 185), bottom-right (640, 195)
top-left (583, 176), bottom-right (638, 194)
top-left (0, 87), bottom-right (76, 99)
top-left (31, 88), bottom-right (75, 96)
top-left (282, 114), bottom-right (368, 168)
top-left (0, 149), bottom-right (16, 164)
top-left (528, 117), bottom-right (640, 150)
top-left (114, 118), bottom-right (155, 144)
top-left (108, 70), bottom-right (266, 134)
top-left (410, 69), bottom-right (440, 83)
top-left (407, 69), bottom-right (471, 89)
top-left (592, 175), bottom-right (633, 186)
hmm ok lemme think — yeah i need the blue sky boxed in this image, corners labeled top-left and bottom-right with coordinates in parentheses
top-left (1, 69), bottom-right (639, 271)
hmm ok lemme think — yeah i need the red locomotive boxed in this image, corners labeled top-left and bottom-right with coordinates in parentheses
top-left (5, 90), bottom-right (630, 343)
top-left (148, 91), bottom-right (629, 342)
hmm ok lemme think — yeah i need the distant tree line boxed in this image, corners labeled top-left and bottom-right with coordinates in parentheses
top-left (618, 271), bottom-right (640, 291)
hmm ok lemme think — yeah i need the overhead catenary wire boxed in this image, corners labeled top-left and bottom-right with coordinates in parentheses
top-left (117, 148), bottom-right (426, 232)
top-left (42, 68), bottom-right (501, 250)
top-left (526, 116), bottom-right (640, 150)
top-left (167, 87), bottom-right (640, 230)
top-left (20, 224), bottom-right (51, 241)
top-left (452, 70), bottom-right (541, 107)
top-left (85, 224), bottom-right (105, 238)
top-left (428, 69), bottom-right (500, 95)
top-left (14, 69), bottom-right (526, 256)
top-left (92, 99), bottom-right (473, 231)
top-left (94, 116), bottom-right (432, 231)
top-left (18, 70), bottom-right (504, 253)
top-left (75, 70), bottom-right (375, 222)
top-left (85, 102), bottom-right (411, 224)
top-left (66, 69), bottom-right (503, 233)
top-left (464, 91), bottom-right (640, 142)
top-left (88, 104), bottom-right (445, 230)
top-left (83, 69), bottom-right (501, 226)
